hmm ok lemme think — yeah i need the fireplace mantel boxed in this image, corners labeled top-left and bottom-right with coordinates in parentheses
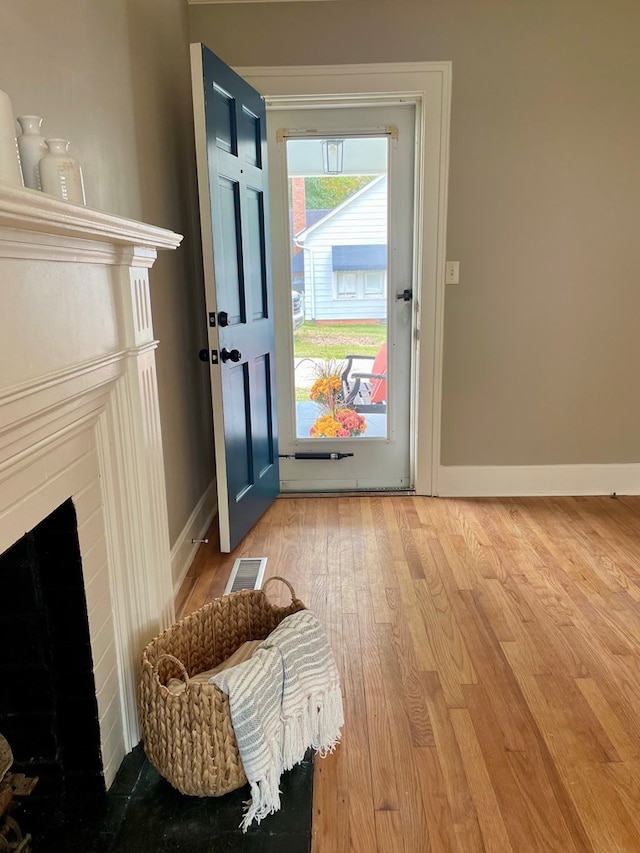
top-left (0, 184), bottom-right (183, 786)
top-left (0, 183), bottom-right (182, 249)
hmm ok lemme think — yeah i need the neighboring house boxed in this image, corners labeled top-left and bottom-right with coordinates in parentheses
top-left (295, 175), bottom-right (387, 323)
top-left (290, 207), bottom-right (329, 294)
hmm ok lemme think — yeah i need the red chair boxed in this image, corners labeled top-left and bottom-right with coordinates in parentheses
top-left (341, 342), bottom-right (387, 413)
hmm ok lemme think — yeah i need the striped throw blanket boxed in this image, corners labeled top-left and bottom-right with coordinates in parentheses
top-left (210, 609), bottom-right (343, 831)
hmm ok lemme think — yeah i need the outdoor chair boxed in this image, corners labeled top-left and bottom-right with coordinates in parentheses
top-left (341, 342), bottom-right (387, 413)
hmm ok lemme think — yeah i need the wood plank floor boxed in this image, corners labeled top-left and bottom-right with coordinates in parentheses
top-left (176, 495), bottom-right (640, 852)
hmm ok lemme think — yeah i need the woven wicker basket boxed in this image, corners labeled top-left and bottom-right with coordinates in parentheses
top-left (138, 576), bottom-right (305, 796)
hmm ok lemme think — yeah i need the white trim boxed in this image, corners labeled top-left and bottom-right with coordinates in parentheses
top-left (190, 43), bottom-right (231, 551)
top-left (0, 184), bottom-right (182, 250)
top-left (437, 464), bottom-right (640, 497)
top-left (0, 231), bottom-right (160, 267)
top-left (238, 63), bottom-right (451, 497)
top-left (0, 353), bottom-right (123, 441)
top-left (239, 62), bottom-right (452, 85)
top-left (190, 0), bottom-right (343, 4)
top-left (171, 479), bottom-right (218, 596)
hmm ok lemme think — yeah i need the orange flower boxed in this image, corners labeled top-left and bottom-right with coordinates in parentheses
top-left (310, 374), bottom-right (342, 403)
top-left (310, 408), bottom-right (366, 438)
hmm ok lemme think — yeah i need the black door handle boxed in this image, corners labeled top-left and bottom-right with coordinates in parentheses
top-left (220, 347), bottom-right (242, 363)
top-left (396, 289), bottom-right (413, 301)
top-left (218, 311), bottom-right (229, 327)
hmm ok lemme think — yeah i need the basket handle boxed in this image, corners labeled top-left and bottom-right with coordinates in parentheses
top-left (262, 575), bottom-right (297, 603)
top-left (153, 653), bottom-right (189, 685)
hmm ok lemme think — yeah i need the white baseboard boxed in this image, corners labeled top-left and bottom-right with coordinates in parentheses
top-left (171, 480), bottom-right (218, 595)
top-left (436, 464), bottom-right (640, 497)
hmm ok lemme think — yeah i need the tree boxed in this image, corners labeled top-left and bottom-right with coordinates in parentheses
top-left (304, 175), bottom-right (374, 209)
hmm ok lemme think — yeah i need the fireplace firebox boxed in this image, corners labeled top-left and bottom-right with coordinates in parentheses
top-left (0, 499), bottom-right (104, 842)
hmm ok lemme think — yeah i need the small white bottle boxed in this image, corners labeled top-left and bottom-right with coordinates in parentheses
top-left (0, 89), bottom-right (24, 187)
top-left (39, 138), bottom-right (85, 204)
top-left (17, 116), bottom-right (47, 190)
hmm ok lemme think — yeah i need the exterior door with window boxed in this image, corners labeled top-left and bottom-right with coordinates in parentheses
top-left (267, 104), bottom-right (417, 491)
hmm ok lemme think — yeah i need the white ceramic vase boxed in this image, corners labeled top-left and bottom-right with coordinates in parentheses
top-left (0, 89), bottom-right (24, 187)
top-left (17, 116), bottom-right (47, 190)
top-left (39, 138), bottom-right (85, 204)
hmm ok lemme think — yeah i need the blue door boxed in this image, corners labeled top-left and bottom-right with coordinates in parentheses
top-left (191, 44), bottom-right (279, 552)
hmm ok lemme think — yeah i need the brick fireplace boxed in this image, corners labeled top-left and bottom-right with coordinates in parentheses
top-left (0, 184), bottom-right (182, 788)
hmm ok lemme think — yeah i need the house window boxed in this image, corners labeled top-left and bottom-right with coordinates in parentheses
top-left (336, 271), bottom-right (357, 298)
top-left (332, 245), bottom-right (387, 300)
top-left (335, 269), bottom-right (386, 299)
top-left (364, 271), bottom-right (385, 297)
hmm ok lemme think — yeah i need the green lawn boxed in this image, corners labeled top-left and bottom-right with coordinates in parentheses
top-left (293, 322), bottom-right (386, 359)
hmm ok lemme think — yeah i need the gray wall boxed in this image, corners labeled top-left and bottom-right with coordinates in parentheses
top-left (190, 0), bottom-right (640, 467)
top-left (2, 0), bottom-right (215, 566)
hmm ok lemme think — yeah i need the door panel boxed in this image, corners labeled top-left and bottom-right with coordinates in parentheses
top-left (253, 354), bottom-right (276, 476)
top-left (244, 188), bottom-right (268, 320)
top-left (191, 43), bottom-right (279, 551)
top-left (217, 178), bottom-right (243, 324)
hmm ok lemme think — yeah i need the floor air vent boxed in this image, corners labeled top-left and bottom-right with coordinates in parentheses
top-left (224, 557), bottom-right (267, 594)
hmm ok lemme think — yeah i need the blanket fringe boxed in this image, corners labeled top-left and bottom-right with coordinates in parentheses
top-left (241, 772), bottom-right (282, 832)
top-left (282, 684), bottom-right (344, 771)
top-left (314, 684), bottom-right (344, 756)
top-left (241, 685), bottom-right (344, 831)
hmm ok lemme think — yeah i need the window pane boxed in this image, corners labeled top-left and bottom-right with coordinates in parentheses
top-left (364, 271), bottom-right (385, 297)
top-left (286, 135), bottom-right (389, 440)
top-left (337, 271), bottom-right (357, 298)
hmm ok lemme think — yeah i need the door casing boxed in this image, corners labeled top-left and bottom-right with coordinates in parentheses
top-left (237, 63), bottom-right (452, 495)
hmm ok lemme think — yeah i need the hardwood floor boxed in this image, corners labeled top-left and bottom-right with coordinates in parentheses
top-left (176, 495), bottom-right (640, 852)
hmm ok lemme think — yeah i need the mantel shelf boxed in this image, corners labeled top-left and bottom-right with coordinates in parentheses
top-left (0, 183), bottom-right (183, 251)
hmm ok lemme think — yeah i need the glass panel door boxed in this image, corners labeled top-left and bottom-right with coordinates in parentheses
top-left (286, 136), bottom-right (389, 442)
top-left (269, 102), bottom-right (416, 492)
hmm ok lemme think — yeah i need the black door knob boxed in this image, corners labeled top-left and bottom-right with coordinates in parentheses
top-left (220, 347), bottom-right (242, 363)
top-left (218, 311), bottom-right (229, 327)
top-left (198, 349), bottom-right (210, 362)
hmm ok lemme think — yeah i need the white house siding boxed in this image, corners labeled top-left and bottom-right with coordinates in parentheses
top-left (303, 176), bottom-right (387, 322)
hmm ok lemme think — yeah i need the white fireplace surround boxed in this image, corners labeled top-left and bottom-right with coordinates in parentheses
top-left (0, 184), bottom-right (182, 787)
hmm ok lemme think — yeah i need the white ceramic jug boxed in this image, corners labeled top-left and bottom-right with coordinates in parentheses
top-left (39, 138), bottom-right (85, 204)
top-left (0, 89), bottom-right (24, 187)
top-left (17, 115), bottom-right (47, 190)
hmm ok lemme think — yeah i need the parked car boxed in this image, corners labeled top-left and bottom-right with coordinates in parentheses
top-left (292, 290), bottom-right (304, 331)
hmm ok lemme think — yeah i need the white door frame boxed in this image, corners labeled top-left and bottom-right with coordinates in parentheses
top-left (237, 62), bottom-right (452, 495)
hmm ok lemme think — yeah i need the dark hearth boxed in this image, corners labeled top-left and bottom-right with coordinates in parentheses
top-left (0, 499), bottom-right (104, 847)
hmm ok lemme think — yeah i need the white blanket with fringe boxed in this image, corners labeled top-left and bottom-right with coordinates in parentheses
top-left (210, 609), bottom-right (343, 831)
